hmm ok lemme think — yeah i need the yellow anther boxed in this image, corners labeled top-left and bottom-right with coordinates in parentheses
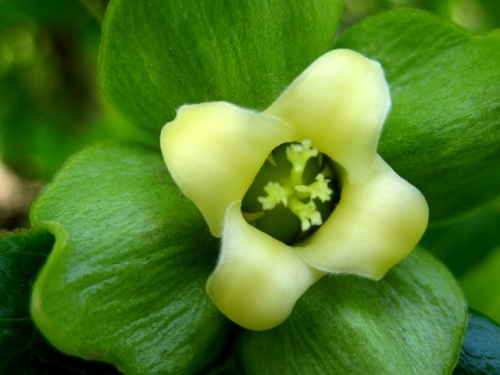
top-left (258, 182), bottom-right (291, 210)
top-left (256, 140), bottom-right (333, 234)
top-left (295, 174), bottom-right (333, 202)
top-left (289, 197), bottom-right (323, 231)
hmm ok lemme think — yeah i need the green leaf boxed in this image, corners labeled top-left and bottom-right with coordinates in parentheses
top-left (0, 229), bottom-right (119, 374)
top-left (237, 248), bottom-right (467, 374)
top-left (30, 142), bottom-right (231, 375)
top-left (336, 10), bottom-right (500, 222)
top-left (453, 309), bottom-right (500, 375)
top-left (98, 0), bottom-right (343, 135)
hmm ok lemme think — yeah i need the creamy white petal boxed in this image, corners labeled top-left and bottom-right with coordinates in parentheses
top-left (296, 156), bottom-right (429, 279)
top-left (266, 49), bottom-right (391, 181)
top-left (206, 201), bottom-right (323, 330)
top-left (161, 102), bottom-right (293, 236)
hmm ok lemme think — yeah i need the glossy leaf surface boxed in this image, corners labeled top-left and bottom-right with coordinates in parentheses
top-left (98, 0), bottom-right (343, 134)
top-left (30, 142), bottom-right (230, 375)
top-left (0, 229), bottom-right (119, 374)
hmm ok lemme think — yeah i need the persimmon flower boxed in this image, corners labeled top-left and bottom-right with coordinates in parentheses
top-left (160, 49), bottom-right (428, 331)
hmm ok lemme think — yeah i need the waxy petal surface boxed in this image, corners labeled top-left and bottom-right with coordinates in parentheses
top-left (161, 102), bottom-right (293, 236)
top-left (297, 156), bottom-right (428, 278)
top-left (266, 49), bottom-right (391, 181)
top-left (206, 202), bottom-right (323, 330)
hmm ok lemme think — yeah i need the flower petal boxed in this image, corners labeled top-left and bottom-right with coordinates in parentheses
top-left (265, 49), bottom-right (391, 180)
top-left (206, 201), bottom-right (323, 330)
top-left (297, 156), bottom-right (428, 279)
top-left (161, 102), bottom-right (293, 236)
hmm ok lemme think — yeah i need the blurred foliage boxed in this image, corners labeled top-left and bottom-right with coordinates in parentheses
top-left (80, 0), bottom-right (110, 22)
top-left (0, 0), bottom-right (109, 181)
top-left (340, 0), bottom-right (500, 32)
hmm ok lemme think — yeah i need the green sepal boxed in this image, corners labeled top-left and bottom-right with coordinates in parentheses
top-left (30, 142), bottom-right (231, 375)
top-left (237, 248), bottom-right (467, 374)
top-left (98, 0), bottom-right (343, 135)
top-left (336, 10), bottom-right (500, 222)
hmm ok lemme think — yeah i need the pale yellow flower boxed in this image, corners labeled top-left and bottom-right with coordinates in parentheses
top-left (160, 49), bottom-right (428, 330)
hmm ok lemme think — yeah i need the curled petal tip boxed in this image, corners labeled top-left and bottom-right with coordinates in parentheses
top-left (206, 202), bottom-right (323, 330)
top-left (297, 157), bottom-right (429, 279)
top-left (160, 102), bottom-right (293, 236)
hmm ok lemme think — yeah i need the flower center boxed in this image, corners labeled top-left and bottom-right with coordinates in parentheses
top-left (242, 140), bottom-right (340, 244)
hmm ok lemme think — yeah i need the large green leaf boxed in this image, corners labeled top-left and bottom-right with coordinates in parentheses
top-left (30, 142), bottom-right (230, 375)
top-left (98, 0), bottom-right (343, 134)
top-left (336, 10), bottom-right (500, 222)
top-left (237, 248), bottom-right (467, 374)
top-left (0, 229), bottom-right (119, 374)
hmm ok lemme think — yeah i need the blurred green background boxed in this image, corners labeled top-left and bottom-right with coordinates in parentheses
top-left (0, 0), bottom-right (105, 182)
top-left (0, 0), bottom-right (498, 322)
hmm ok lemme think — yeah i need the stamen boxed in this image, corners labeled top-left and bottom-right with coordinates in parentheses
top-left (294, 174), bottom-right (333, 202)
top-left (258, 182), bottom-right (290, 210)
top-left (288, 197), bottom-right (323, 231)
top-left (258, 141), bottom-right (333, 230)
